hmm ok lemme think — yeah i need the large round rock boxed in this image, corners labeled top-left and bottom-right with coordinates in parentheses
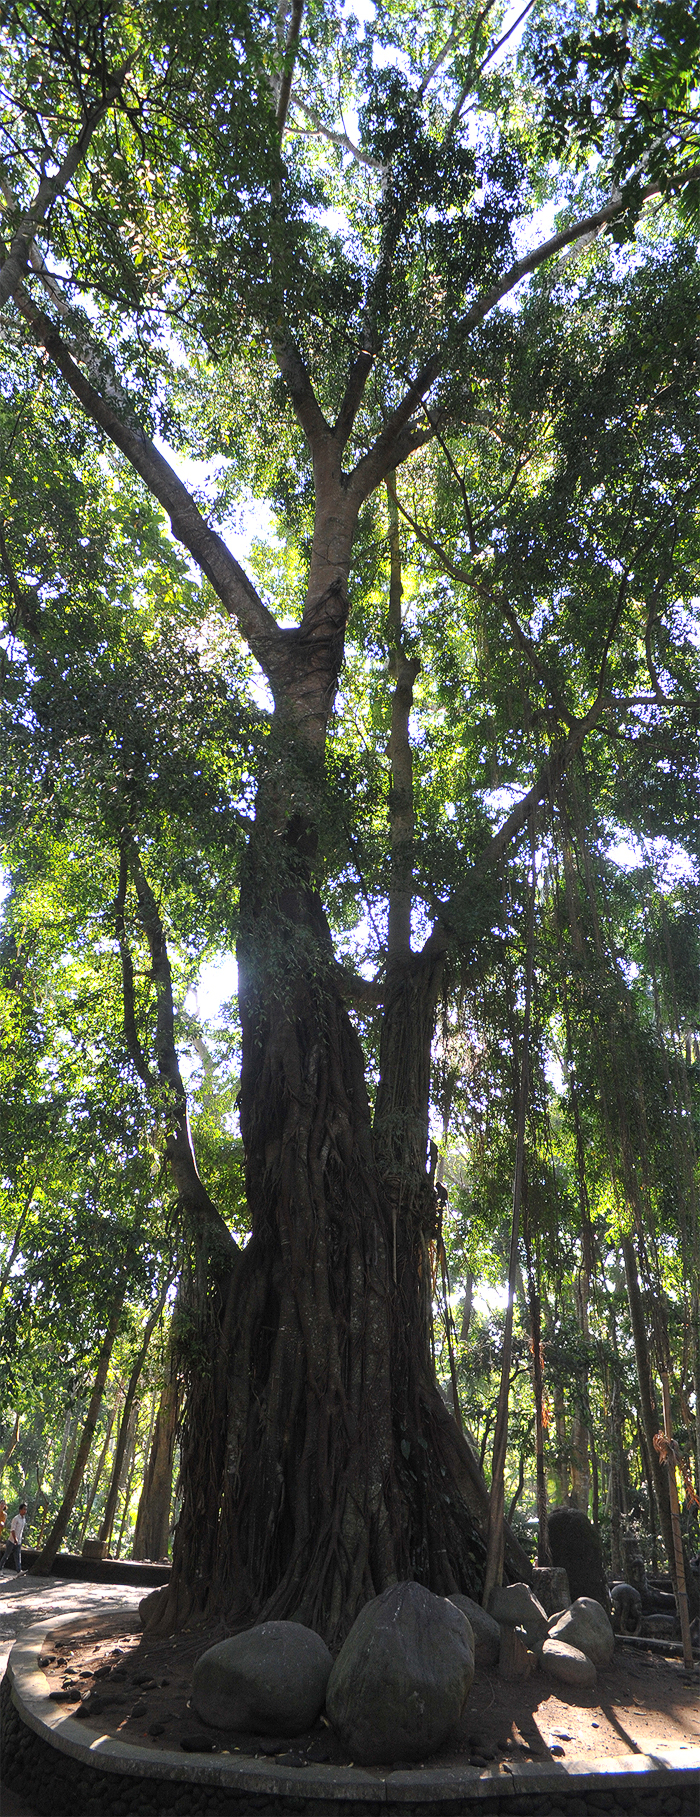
top-left (541, 1637), bottom-right (597, 1688)
top-left (192, 1621), bottom-right (333, 1733)
top-left (326, 1582), bottom-right (475, 1766)
top-left (548, 1596), bottom-right (614, 1669)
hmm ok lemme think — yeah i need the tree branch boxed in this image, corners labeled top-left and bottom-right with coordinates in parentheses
top-left (334, 350), bottom-right (374, 448)
top-left (0, 62), bottom-right (132, 311)
top-left (11, 285), bottom-right (284, 681)
top-left (115, 848), bottom-right (156, 1088)
top-left (272, 327), bottom-right (335, 451)
top-left (291, 97), bottom-right (385, 173)
top-left (276, 0), bottom-right (304, 137)
top-left (123, 838), bottom-right (240, 1262)
top-left (351, 185), bottom-right (667, 498)
top-left (425, 689), bottom-right (699, 958)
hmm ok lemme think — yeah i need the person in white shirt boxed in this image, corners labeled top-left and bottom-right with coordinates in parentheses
top-left (1, 1501), bottom-right (27, 1572)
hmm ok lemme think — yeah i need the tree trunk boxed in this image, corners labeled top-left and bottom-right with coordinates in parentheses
top-left (32, 1277), bottom-right (127, 1573)
top-left (133, 1369), bottom-right (181, 1559)
top-left (482, 845), bottom-right (536, 1606)
top-left (77, 1398), bottom-right (119, 1548)
top-left (98, 1283), bottom-right (169, 1547)
top-left (0, 1411), bottom-right (20, 1477)
top-left (526, 1269), bottom-right (550, 1565)
top-left (114, 1408), bottom-right (140, 1557)
top-left (609, 1385), bottom-right (623, 1580)
top-left (553, 1381), bottom-right (567, 1501)
top-left (570, 1267), bottom-right (591, 1515)
top-left (158, 751), bottom-right (530, 1640)
top-left (621, 1233), bottom-right (676, 1579)
top-left (155, 490), bottom-right (531, 1641)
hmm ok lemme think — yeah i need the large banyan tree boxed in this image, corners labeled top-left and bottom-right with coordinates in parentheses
top-left (2, 0), bottom-right (700, 1637)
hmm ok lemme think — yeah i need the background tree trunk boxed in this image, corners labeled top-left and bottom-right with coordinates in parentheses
top-left (133, 1368), bottom-right (180, 1559)
top-left (32, 1276), bottom-right (127, 1572)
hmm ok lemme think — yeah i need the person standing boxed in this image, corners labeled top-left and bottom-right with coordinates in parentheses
top-left (1, 1501), bottom-right (27, 1572)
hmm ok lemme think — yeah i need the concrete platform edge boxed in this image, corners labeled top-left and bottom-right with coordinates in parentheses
top-left (5, 1608), bottom-right (700, 1807)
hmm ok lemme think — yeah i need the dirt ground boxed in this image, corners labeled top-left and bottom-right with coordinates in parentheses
top-left (38, 1609), bottom-right (700, 1773)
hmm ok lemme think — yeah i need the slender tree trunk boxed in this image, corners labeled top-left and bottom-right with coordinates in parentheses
top-left (621, 1233), bottom-right (676, 1580)
top-left (77, 1399), bottom-right (119, 1548)
top-left (610, 1385), bottom-right (623, 1580)
top-left (98, 1283), bottom-right (170, 1547)
top-left (32, 1277), bottom-right (128, 1573)
top-left (482, 840), bottom-right (536, 1605)
top-left (0, 1411), bottom-right (20, 1477)
top-left (114, 1410), bottom-right (140, 1558)
top-left (460, 1272), bottom-right (474, 1342)
top-left (527, 1270), bottom-right (550, 1565)
top-left (132, 1371), bottom-right (180, 1559)
top-left (553, 1382), bottom-right (567, 1501)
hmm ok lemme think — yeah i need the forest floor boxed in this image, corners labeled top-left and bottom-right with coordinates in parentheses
top-left (40, 1606), bottom-right (700, 1773)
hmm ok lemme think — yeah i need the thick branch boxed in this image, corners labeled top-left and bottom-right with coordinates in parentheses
top-left (125, 841), bottom-right (239, 1262)
top-left (11, 287), bottom-right (283, 680)
top-left (386, 475), bottom-right (419, 959)
top-left (276, 0), bottom-right (304, 137)
top-left (352, 186), bottom-right (666, 497)
top-left (0, 65), bottom-right (131, 310)
top-left (272, 328), bottom-right (334, 451)
top-left (334, 351), bottom-right (374, 449)
top-left (292, 98), bottom-right (385, 173)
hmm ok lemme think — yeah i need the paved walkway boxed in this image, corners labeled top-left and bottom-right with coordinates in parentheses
top-left (0, 1570), bottom-right (143, 1816)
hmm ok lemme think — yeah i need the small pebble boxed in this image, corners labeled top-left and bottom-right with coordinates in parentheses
top-left (131, 1700), bottom-right (148, 1717)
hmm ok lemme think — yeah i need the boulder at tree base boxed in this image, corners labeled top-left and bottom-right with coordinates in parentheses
top-left (547, 1596), bottom-right (615, 1669)
top-left (192, 1621), bottom-right (332, 1733)
top-left (541, 1637), bottom-right (597, 1688)
top-left (325, 1582), bottom-right (475, 1766)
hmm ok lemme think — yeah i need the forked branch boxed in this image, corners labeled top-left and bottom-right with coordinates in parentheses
top-left (12, 286), bottom-right (283, 681)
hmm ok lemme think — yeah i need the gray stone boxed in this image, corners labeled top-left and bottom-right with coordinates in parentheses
top-left (488, 1582), bottom-right (548, 1646)
top-left (531, 1565), bottom-right (571, 1616)
top-left (643, 1613), bottom-right (678, 1639)
top-left (548, 1596), bottom-right (615, 1668)
top-left (541, 1637), bottom-right (597, 1687)
top-left (447, 1594), bottom-right (500, 1667)
top-left (192, 1620), bottom-right (332, 1734)
top-left (548, 1506), bottom-right (610, 1610)
top-left (138, 1586), bottom-right (167, 1630)
top-left (325, 1581), bottom-right (475, 1766)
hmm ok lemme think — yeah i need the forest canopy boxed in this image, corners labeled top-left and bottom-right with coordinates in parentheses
top-left (0, 0), bottom-right (699, 1639)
